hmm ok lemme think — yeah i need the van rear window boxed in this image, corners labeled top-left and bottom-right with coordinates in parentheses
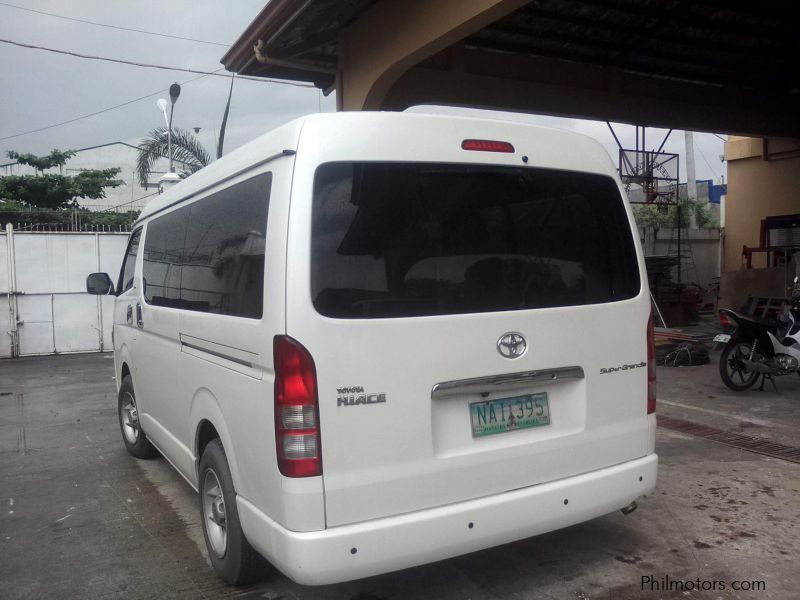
top-left (311, 163), bottom-right (640, 319)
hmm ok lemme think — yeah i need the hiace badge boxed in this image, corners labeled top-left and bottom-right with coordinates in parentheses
top-left (337, 386), bottom-right (387, 407)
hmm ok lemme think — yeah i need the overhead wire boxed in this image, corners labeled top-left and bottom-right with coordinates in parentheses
top-left (695, 143), bottom-right (721, 181)
top-left (0, 71), bottom-right (219, 142)
top-left (0, 37), bottom-right (316, 141)
top-left (0, 38), bottom-right (314, 87)
top-left (100, 192), bottom-right (160, 213)
top-left (0, 1), bottom-right (228, 47)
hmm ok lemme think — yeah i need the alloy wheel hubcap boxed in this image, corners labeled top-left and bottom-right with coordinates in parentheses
top-left (121, 393), bottom-right (140, 444)
top-left (202, 470), bottom-right (227, 557)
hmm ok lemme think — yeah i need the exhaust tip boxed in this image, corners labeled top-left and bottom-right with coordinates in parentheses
top-left (621, 501), bottom-right (638, 515)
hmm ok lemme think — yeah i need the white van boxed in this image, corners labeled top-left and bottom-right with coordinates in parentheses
top-left (87, 112), bottom-right (657, 586)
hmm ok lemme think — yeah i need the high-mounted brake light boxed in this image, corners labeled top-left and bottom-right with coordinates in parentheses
top-left (647, 311), bottom-right (656, 414)
top-left (274, 336), bottom-right (322, 477)
top-left (461, 139), bottom-right (515, 153)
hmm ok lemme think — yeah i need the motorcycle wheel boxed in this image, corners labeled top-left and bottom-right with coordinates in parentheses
top-left (719, 338), bottom-right (760, 391)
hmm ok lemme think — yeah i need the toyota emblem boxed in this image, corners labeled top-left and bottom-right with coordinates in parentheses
top-left (497, 332), bottom-right (527, 359)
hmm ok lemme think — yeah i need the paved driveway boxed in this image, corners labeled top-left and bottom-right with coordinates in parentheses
top-left (1, 353), bottom-right (798, 599)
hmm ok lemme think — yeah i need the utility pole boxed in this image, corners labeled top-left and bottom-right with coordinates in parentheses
top-left (685, 131), bottom-right (698, 228)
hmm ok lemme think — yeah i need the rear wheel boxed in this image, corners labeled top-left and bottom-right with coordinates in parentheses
top-left (719, 338), bottom-right (760, 391)
top-left (199, 439), bottom-right (264, 585)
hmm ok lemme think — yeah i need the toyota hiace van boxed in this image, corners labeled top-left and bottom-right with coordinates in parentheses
top-left (87, 112), bottom-right (657, 585)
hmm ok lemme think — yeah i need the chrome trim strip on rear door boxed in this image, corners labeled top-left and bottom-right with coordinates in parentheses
top-left (431, 366), bottom-right (584, 400)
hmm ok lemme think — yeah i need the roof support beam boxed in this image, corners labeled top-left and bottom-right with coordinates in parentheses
top-left (381, 49), bottom-right (800, 138)
top-left (336, 0), bottom-right (529, 110)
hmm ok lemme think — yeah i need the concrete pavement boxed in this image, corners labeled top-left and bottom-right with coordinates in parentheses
top-left (1, 352), bottom-right (798, 599)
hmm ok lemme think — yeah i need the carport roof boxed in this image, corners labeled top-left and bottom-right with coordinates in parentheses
top-left (222, 0), bottom-right (800, 96)
top-left (221, 0), bottom-right (372, 89)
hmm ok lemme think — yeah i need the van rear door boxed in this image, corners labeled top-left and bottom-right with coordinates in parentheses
top-left (286, 132), bottom-right (650, 528)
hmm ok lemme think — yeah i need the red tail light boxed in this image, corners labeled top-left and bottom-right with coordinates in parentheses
top-left (647, 312), bottom-right (657, 414)
top-left (461, 139), bottom-right (515, 153)
top-left (719, 311), bottom-right (730, 328)
top-left (274, 336), bottom-right (321, 477)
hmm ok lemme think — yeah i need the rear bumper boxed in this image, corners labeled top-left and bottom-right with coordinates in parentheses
top-left (238, 453), bottom-right (658, 585)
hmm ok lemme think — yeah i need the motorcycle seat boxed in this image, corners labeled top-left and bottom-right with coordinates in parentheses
top-left (725, 309), bottom-right (778, 329)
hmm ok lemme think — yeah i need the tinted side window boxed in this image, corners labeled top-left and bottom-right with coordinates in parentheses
top-left (118, 228), bottom-right (142, 293)
top-left (180, 173), bottom-right (270, 318)
top-left (142, 208), bottom-right (188, 306)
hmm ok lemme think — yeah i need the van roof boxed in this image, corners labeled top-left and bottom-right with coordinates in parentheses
top-left (136, 112), bottom-right (615, 223)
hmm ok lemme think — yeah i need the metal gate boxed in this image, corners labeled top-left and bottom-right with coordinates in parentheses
top-left (1, 225), bottom-right (129, 358)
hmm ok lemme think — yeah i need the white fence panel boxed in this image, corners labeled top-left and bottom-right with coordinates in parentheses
top-left (99, 234), bottom-right (126, 278)
top-left (1, 228), bottom-right (129, 358)
top-left (15, 234), bottom-right (97, 294)
top-left (98, 235), bottom-right (125, 351)
top-left (0, 237), bottom-right (8, 292)
top-left (100, 295), bottom-right (116, 350)
top-left (17, 295), bottom-right (53, 355)
top-left (0, 237), bottom-right (10, 358)
top-left (0, 313), bottom-right (9, 357)
top-left (54, 295), bottom-right (102, 353)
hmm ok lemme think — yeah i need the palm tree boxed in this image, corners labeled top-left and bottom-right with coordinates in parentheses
top-left (136, 127), bottom-right (211, 187)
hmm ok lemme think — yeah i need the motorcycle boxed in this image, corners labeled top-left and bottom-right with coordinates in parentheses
top-left (716, 272), bottom-right (800, 392)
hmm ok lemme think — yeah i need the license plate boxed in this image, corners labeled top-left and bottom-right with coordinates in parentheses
top-left (470, 393), bottom-right (550, 438)
top-left (714, 334), bottom-right (731, 344)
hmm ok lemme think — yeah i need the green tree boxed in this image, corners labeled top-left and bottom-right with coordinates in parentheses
top-left (632, 199), bottom-right (718, 230)
top-left (693, 200), bottom-right (718, 228)
top-left (136, 127), bottom-right (211, 187)
top-left (7, 149), bottom-right (76, 172)
top-left (0, 149), bottom-right (123, 209)
top-left (632, 203), bottom-right (670, 230)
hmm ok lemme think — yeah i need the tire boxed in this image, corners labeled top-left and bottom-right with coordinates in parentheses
top-left (719, 338), bottom-right (760, 391)
top-left (199, 439), bottom-right (264, 585)
top-left (118, 375), bottom-right (159, 459)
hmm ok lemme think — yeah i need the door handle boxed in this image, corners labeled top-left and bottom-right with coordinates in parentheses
top-left (126, 305), bottom-right (133, 325)
top-left (136, 303), bottom-right (144, 329)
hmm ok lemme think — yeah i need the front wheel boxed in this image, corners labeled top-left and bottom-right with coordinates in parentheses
top-left (118, 375), bottom-right (158, 459)
top-left (199, 439), bottom-right (265, 585)
top-left (719, 338), bottom-right (760, 391)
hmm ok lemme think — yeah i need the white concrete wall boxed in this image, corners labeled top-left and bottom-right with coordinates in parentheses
top-left (0, 229), bottom-right (129, 358)
top-left (640, 228), bottom-right (722, 288)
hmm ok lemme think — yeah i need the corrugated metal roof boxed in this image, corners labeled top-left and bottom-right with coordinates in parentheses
top-left (222, 0), bottom-right (800, 93)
